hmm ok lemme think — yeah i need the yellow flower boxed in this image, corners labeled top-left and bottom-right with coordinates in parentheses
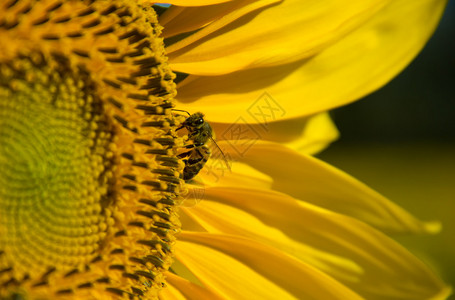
top-left (0, 1), bottom-right (450, 300)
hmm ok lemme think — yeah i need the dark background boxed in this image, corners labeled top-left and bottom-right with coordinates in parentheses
top-left (327, 1), bottom-right (455, 143)
top-left (318, 0), bottom-right (455, 295)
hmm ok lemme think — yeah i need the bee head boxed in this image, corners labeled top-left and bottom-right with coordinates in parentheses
top-left (184, 112), bottom-right (205, 129)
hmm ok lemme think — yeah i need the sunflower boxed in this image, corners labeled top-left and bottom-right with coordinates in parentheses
top-left (0, 0), bottom-right (450, 299)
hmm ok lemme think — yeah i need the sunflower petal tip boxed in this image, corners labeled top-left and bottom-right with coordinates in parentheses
top-left (422, 221), bottom-right (442, 234)
top-left (431, 285), bottom-right (452, 300)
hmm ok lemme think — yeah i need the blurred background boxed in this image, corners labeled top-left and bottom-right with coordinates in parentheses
top-left (317, 0), bottom-right (455, 296)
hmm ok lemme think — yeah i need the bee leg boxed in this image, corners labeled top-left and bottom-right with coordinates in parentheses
top-left (182, 143), bottom-right (202, 149)
top-left (177, 143), bottom-right (200, 159)
top-left (177, 150), bottom-right (193, 159)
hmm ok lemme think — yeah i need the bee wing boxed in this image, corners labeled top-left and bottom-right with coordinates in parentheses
top-left (209, 137), bottom-right (231, 170)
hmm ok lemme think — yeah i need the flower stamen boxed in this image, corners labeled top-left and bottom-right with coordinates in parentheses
top-left (0, 1), bottom-right (183, 299)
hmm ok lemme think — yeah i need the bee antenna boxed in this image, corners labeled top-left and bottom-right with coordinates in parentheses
top-left (210, 137), bottom-right (231, 170)
top-left (172, 109), bottom-right (191, 116)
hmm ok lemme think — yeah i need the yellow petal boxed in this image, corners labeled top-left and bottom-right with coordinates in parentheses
top-left (192, 160), bottom-right (272, 190)
top-left (163, 272), bottom-right (225, 300)
top-left (161, 0), bottom-right (279, 39)
top-left (181, 188), bottom-right (449, 299)
top-left (156, 0), bottom-right (233, 6)
top-left (174, 240), bottom-right (295, 299)
top-left (284, 112), bottom-right (339, 155)
top-left (167, 0), bottom-right (389, 75)
top-left (209, 112), bottom-right (337, 155)
top-left (205, 113), bottom-right (338, 167)
top-left (177, 232), bottom-right (363, 300)
top-left (159, 280), bottom-right (186, 300)
top-left (217, 141), bottom-right (439, 234)
top-left (175, 0), bottom-right (446, 123)
top-left (181, 200), bottom-right (364, 283)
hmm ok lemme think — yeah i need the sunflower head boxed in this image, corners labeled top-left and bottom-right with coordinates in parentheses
top-left (1, 0), bottom-right (451, 299)
top-left (0, 1), bottom-right (184, 299)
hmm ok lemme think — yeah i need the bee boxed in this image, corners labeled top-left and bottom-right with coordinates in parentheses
top-left (174, 110), bottom-right (229, 181)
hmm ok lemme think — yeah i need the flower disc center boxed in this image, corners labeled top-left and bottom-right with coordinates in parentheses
top-left (0, 53), bottom-right (114, 279)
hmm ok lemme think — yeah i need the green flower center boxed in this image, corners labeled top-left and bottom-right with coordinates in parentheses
top-left (0, 2), bottom-right (182, 298)
top-left (0, 53), bottom-right (114, 278)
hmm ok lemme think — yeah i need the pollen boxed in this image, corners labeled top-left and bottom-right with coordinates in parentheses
top-left (0, 1), bottom-right (182, 299)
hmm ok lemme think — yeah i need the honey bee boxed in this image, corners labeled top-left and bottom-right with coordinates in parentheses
top-left (174, 110), bottom-right (229, 181)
